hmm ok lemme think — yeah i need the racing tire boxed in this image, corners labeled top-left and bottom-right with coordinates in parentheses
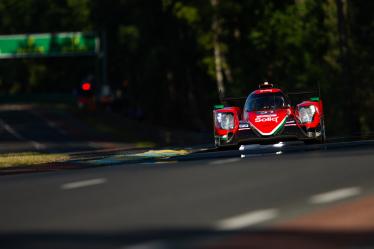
top-left (214, 137), bottom-right (221, 148)
top-left (303, 118), bottom-right (326, 144)
top-left (317, 118), bottom-right (326, 144)
top-left (214, 138), bottom-right (240, 150)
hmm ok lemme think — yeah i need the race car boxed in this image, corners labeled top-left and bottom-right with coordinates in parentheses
top-left (213, 82), bottom-right (326, 148)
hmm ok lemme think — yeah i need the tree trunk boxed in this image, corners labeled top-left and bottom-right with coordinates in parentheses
top-left (336, 0), bottom-right (360, 134)
top-left (222, 55), bottom-right (233, 84)
top-left (211, 0), bottom-right (225, 100)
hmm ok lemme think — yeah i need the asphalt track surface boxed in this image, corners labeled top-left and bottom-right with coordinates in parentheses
top-left (1, 141), bottom-right (374, 248)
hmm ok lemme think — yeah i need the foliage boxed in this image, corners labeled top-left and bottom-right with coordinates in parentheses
top-left (0, 0), bottom-right (372, 136)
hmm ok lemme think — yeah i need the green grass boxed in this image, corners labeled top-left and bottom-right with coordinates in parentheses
top-left (0, 152), bottom-right (70, 168)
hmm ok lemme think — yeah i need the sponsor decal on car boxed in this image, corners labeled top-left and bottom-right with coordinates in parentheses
top-left (248, 110), bottom-right (288, 136)
top-left (255, 115), bottom-right (279, 123)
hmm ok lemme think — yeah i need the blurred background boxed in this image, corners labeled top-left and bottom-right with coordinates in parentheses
top-left (1, 2), bottom-right (374, 248)
top-left (0, 0), bottom-right (373, 145)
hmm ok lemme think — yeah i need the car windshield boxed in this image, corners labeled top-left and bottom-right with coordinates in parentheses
top-left (245, 93), bottom-right (287, 111)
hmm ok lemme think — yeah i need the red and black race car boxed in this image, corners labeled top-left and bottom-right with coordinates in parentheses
top-left (213, 82), bottom-right (326, 148)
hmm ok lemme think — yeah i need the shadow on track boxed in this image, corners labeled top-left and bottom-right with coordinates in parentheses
top-left (1, 229), bottom-right (374, 249)
top-left (183, 140), bottom-right (374, 162)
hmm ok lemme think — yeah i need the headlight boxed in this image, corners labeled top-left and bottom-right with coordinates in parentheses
top-left (298, 105), bottom-right (316, 123)
top-left (216, 112), bottom-right (234, 130)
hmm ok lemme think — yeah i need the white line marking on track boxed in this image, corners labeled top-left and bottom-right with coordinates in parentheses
top-left (31, 111), bottom-right (69, 136)
top-left (309, 187), bottom-right (361, 204)
top-left (210, 158), bottom-right (241, 165)
top-left (122, 241), bottom-right (167, 249)
top-left (61, 178), bottom-right (107, 190)
top-left (0, 118), bottom-right (45, 150)
top-left (216, 209), bottom-right (279, 230)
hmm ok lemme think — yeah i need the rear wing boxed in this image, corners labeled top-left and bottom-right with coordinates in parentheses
top-left (214, 83), bottom-right (322, 109)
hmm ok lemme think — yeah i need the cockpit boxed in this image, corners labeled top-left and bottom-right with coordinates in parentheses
top-left (245, 92), bottom-right (289, 112)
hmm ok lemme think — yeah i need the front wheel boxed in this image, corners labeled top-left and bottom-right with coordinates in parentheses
top-left (214, 137), bottom-right (240, 150)
top-left (303, 118), bottom-right (326, 144)
top-left (214, 137), bottom-right (221, 148)
top-left (318, 118), bottom-right (326, 144)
